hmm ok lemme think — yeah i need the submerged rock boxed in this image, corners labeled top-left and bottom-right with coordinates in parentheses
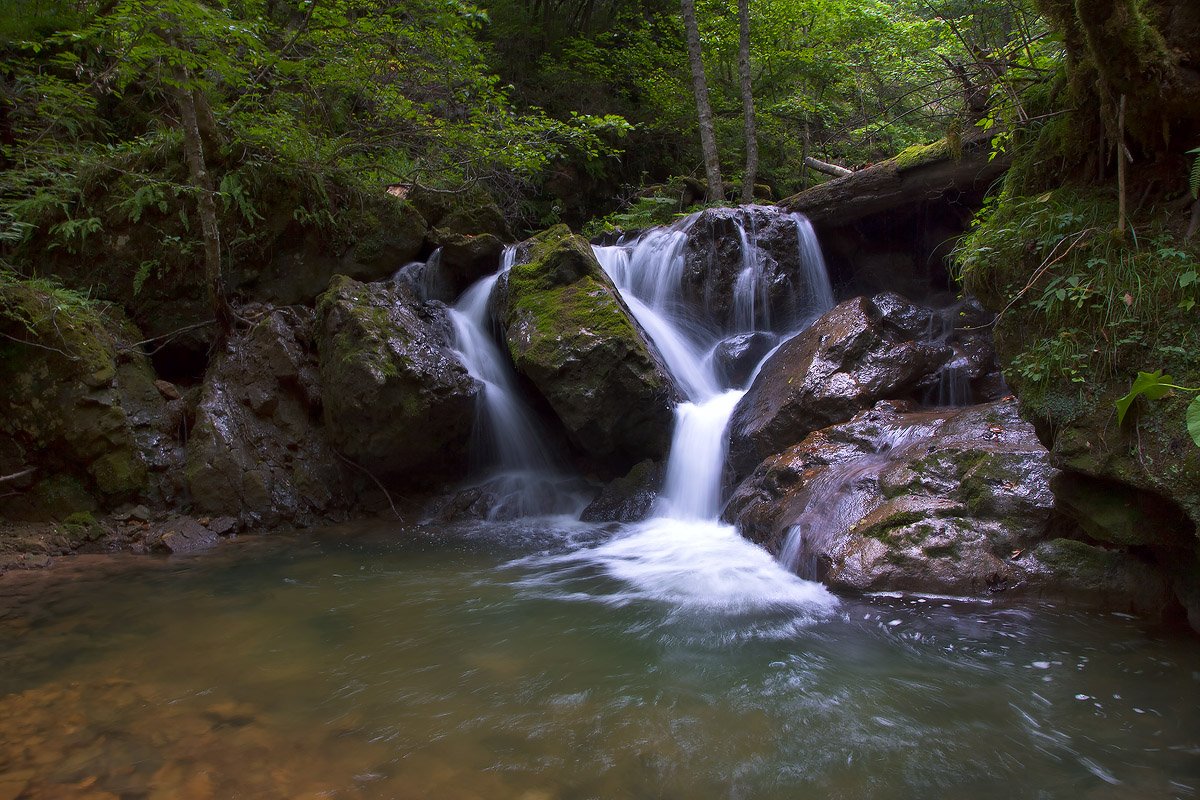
top-left (727, 295), bottom-right (951, 477)
top-left (186, 307), bottom-right (351, 527)
top-left (317, 275), bottom-right (478, 485)
top-left (498, 225), bottom-right (676, 465)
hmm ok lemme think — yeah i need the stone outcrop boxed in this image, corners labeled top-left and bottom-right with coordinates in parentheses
top-left (680, 205), bottom-right (828, 331)
top-left (0, 283), bottom-right (181, 520)
top-left (316, 275), bottom-right (478, 485)
top-left (725, 399), bottom-right (1174, 615)
top-left (580, 460), bottom-right (664, 523)
top-left (727, 295), bottom-right (951, 477)
top-left (185, 307), bottom-right (351, 527)
top-left (498, 225), bottom-right (676, 465)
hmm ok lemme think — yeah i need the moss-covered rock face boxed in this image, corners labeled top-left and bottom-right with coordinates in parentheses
top-left (498, 225), bottom-right (676, 465)
top-left (248, 194), bottom-right (428, 307)
top-left (0, 280), bottom-right (179, 520)
top-left (186, 307), bottom-right (352, 527)
top-left (316, 275), bottom-right (478, 485)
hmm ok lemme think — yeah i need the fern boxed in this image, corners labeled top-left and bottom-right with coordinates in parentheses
top-left (1189, 146), bottom-right (1200, 200)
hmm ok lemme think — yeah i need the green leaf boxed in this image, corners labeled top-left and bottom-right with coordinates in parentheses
top-left (1188, 397), bottom-right (1200, 447)
top-left (1115, 370), bottom-right (1175, 425)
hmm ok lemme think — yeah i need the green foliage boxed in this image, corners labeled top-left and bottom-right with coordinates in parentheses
top-left (956, 187), bottom-right (1200, 425)
top-left (1189, 146), bottom-right (1200, 200)
top-left (1115, 370), bottom-right (1200, 447)
top-left (0, 0), bottom-right (624, 284)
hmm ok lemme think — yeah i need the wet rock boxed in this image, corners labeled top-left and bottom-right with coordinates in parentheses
top-left (317, 275), bottom-right (478, 485)
top-left (186, 307), bottom-right (350, 526)
top-left (430, 229), bottom-right (505, 298)
top-left (727, 400), bottom-right (1073, 599)
top-left (1018, 538), bottom-right (1174, 616)
top-left (580, 460), bottom-right (664, 523)
top-left (206, 516), bottom-right (239, 536)
top-left (727, 296), bottom-right (951, 477)
top-left (711, 332), bottom-right (777, 389)
top-left (680, 205), bottom-right (830, 330)
top-left (151, 517), bottom-right (218, 554)
top-left (498, 225), bottom-right (676, 464)
top-left (0, 282), bottom-right (181, 520)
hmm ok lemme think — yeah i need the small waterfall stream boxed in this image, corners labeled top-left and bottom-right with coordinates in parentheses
top-left (594, 208), bottom-right (836, 523)
top-left (558, 208), bottom-right (840, 607)
top-left (447, 247), bottom-right (588, 519)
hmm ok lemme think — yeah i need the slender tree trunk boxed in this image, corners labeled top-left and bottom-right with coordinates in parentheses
top-left (173, 72), bottom-right (233, 340)
top-left (737, 0), bottom-right (758, 203)
top-left (680, 0), bottom-right (722, 201)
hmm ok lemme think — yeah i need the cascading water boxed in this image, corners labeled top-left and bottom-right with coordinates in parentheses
top-left (556, 206), bottom-right (839, 609)
top-left (447, 247), bottom-right (587, 519)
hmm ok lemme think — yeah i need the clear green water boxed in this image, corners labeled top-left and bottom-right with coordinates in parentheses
top-left (0, 519), bottom-right (1197, 800)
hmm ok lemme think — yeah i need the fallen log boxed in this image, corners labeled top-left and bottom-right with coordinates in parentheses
top-left (803, 156), bottom-right (853, 178)
top-left (782, 134), bottom-right (1010, 227)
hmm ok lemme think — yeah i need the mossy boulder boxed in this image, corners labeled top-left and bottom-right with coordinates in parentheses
top-left (186, 307), bottom-right (352, 527)
top-left (408, 184), bottom-right (512, 241)
top-left (429, 228), bottom-right (505, 299)
top-left (248, 194), bottom-right (428, 306)
top-left (498, 225), bottom-right (676, 464)
top-left (0, 280), bottom-right (179, 520)
top-left (316, 275), bottom-right (478, 485)
top-left (1020, 538), bottom-right (1173, 617)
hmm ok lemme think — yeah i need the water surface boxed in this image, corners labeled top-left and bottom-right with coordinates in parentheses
top-left (1, 519), bottom-right (1197, 800)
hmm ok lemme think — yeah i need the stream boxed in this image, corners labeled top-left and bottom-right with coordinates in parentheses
top-left (1, 521), bottom-right (1197, 799)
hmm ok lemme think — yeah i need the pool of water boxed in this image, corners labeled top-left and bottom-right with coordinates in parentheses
top-left (1, 518), bottom-right (1197, 799)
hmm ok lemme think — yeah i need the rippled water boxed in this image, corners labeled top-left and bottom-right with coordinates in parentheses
top-left (1, 519), bottom-right (1198, 800)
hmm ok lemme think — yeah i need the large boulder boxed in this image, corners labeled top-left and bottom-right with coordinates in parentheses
top-left (725, 399), bottom-right (1173, 614)
top-left (680, 205), bottom-right (830, 331)
top-left (316, 275), bottom-right (479, 485)
top-left (727, 295), bottom-right (951, 476)
top-left (498, 225), bottom-right (676, 464)
top-left (0, 282), bottom-right (180, 520)
top-left (427, 228), bottom-right (505, 299)
top-left (185, 307), bottom-right (351, 527)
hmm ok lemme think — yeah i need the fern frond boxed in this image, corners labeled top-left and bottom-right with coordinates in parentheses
top-left (1189, 146), bottom-right (1200, 200)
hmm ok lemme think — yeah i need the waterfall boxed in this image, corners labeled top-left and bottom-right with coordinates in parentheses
top-left (594, 207), bottom-right (835, 523)
top-left (447, 247), bottom-right (587, 519)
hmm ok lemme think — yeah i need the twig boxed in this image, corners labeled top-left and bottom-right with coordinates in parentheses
top-left (1116, 95), bottom-right (1128, 235)
top-left (994, 227), bottom-right (1097, 322)
top-left (335, 452), bottom-right (400, 520)
top-left (0, 468), bottom-right (35, 484)
top-left (0, 330), bottom-right (81, 360)
top-left (119, 319), bottom-right (216, 352)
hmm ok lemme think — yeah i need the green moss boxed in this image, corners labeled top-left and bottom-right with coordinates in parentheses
top-left (90, 449), bottom-right (147, 497)
top-left (891, 139), bottom-right (952, 171)
top-left (507, 226), bottom-right (658, 379)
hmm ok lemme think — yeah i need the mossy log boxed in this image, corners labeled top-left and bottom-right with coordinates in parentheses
top-left (780, 133), bottom-right (1010, 227)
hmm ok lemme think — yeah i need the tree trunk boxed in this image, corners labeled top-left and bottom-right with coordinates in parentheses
top-left (681, 0), bottom-right (722, 201)
top-left (173, 75), bottom-right (233, 340)
top-left (737, 0), bottom-right (758, 203)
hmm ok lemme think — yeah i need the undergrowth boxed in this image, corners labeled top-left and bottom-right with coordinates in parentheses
top-left (955, 187), bottom-right (1200, 418)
